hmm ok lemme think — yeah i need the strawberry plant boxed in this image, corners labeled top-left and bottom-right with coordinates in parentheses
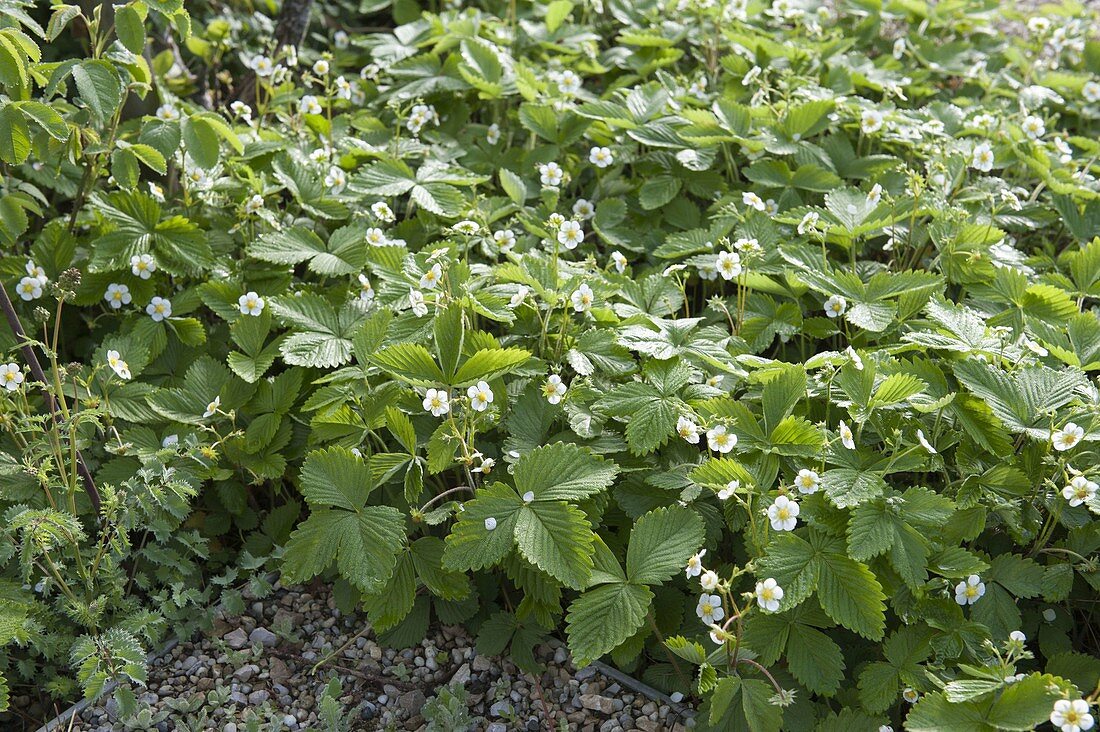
top-left (2, 0), bottom-right (1100, 729)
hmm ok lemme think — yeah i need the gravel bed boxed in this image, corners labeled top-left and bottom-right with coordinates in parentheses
top-left (57, 582), bottom-right (694, 731)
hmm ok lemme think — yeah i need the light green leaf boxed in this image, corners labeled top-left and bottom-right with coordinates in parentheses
top-left (625, 506), bottom-right (704, 585)
top-left (514, 442), bottom-right (619, 501)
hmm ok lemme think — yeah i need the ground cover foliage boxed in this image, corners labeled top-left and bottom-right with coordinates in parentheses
top-left (2, 0), bottom-right (1100, 728)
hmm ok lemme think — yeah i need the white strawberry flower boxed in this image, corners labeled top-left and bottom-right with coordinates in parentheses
top-left (324, 166), bottom-right (347, 193)
top-left (16, 276), bottom-right (42, 301)
top-left (366, 227), bottom-right (388, 247)
top-left (717, 480), bottom-right (738, 500)
top-left (798, 211), bottom-right (819, 234)
top-left (131, 254), bottom-right (157, 279)
top-left (106, 350), bottom-right (131, 380)
top-left (838, 420), bottom-right (855, 450)
top-left (409, 288), bottom-right (429, 317)
top-left (494, 229), bottom-right (516, 253)
top-left (767, 495), bottom-right (799, 531)
top-left (1050, 699), bottom-right (1094, 732)
top-left (716, 251), bottom-right (742, 280)
top-left (557, 70), bottom-right (581, 95)
top-left (312, 59), bottom-right (329, 75)
top-left (146, 296), bottom-right (172, 322)
top-left (508, 286), bottom-right (529, 309)
top-left (571, 283), bottom-right (594, 312)
top-left (0, 363), bottom-right (23, 391)
top-left (203, 395), bottom-right (221, 418)
top-left (685, 549), bottom-right (706, 578)
top-left (1063, 476), bottom-right (1098, 507)
top-left (539, 162), bottom-right (564, 186)
top-left (238, 291), bottom-right (265, 316)
top-left (755, 578), bottom-right (783, 612)
top-left (486, 123), bottom-right (501, 144)
top-left (558, 220), bottom-right (584, 249)
top-left (696, 593), bottom-right (725, 624)
top-left (846, 345), bottom-right (864, 371)
top-left (700, 570), bottom-right (719, 591)
top-left (155, 104), bottom-right (179, 121)
top-left (104, 283), bottom-right (132, 309)
top-left (299, 95), bottom-right (323, 115)
top-left (467, 381), bottom-right (494, 412)
top-left (861, 109), bottom-right (884, 134)
top-left (589, 146), bottom-right (614, 168)
top-left (484, 517), bottom-right (497, 531)
top-left (420, 263), bottom-right (443, 290)
top-left (1053, 422), bottom-right (1085, 451)
top-left (358, 274), bottom-right (375, 303)
top-left (742, 191), bottom-right (765, 212)
top-left (971, 142), bottom-right (995, 172)
top-left (824, 294), bottom-right (847, 318)
top-left (954, 574), bottom-right (985, 605)
top-left (371, 201), bottom-right (395, 222)
top-left (1022, 115), bottom-right (1045, 140)
top-left (677, 416), bottom-right (700, 444)
top-left (244, 194), bottom-right (265, 214)
top-left (572, 199), bottom-right (595, 219)
top-left (542, 374), bottom-right (567, 404)
top-left (25, 260), bottom-right (47, 285)
top-left (902, 688), bottom-right (919, 704)
top-left (610, 251), bottom-right (627, 274)
top-left (707, 425), bottom-right (737, 454)
top-left (1084, 81), bottom-right (1100, 104)
top-left (794, 469), bottom-right (819, 494)
top-left (423, 388), bottom-right (450, 417)
top-left (867, 183), bottom-right (883, 206)
top-left (453, 220), bottom-right (480, 235)
top-left (1009, 630), bottom-right (1026, 643)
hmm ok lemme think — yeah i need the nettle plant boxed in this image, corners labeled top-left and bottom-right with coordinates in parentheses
top-left (3, 0), bottom-right (1100, 728)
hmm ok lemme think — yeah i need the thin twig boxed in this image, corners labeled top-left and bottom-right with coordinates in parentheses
top-left (0, 280), bottom-right (101, 517)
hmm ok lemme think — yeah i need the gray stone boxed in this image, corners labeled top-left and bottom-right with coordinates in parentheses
top-left (233, 664), bottom-right (255, 682)
top-left (490, 700), bottom-right (513, 717)
top-left (451, 662), bottom-right (471, 685)
top-left (223, 628), bottom-right (248, 649)
top-left (580, 694), bottom-right (615, 715)
top-left (249, 627), bottom-right (278, 647)
top-left (472, 654), bottom-right (492, 672)
top-left (575, 665), bottom-right (597, 681)
top-left (488, 724), bottom-right (508, 732)
top-left (398, 689), bottom-right (426, 714)
top-left (248, 690), bottom-right (270, 705)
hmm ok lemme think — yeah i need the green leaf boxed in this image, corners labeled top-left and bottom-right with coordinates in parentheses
top-left (952, 361), bottom-right (1085, 438)
top-left (15, 101), bottom-right (69, 141)
top-left (514, 442), bottom-right (619, 501)
top-left (443, 482), bottom-right (524, 571)
top-left (0, 105), bottom-right (28, 164)
top-left (816, 552), bottom-right (886, 640)
top-left (452, 347), bottom-right (531, 386)
top-left (115, 4), bottom-right (146, 54)
top-left (434, 302), bottom-right (465, 381)
top-left (566, 582), bottom-right (653, 666)
top-left (299, 447), bottom-right (373, 511)
top-left (499, 167), bottom-right (527, 204)
top-left (709, 677), bottom-right (783, 732)
top-left (182, 115), bottom-right (220, 169)
top-left (786, 623), bottom-right (845, 696)
top-left (514, 501), bottom-right (594, 589)
top-left (72, 60), bottom-right (121, 122)
top-left (545, 0), bottom-right (573, 31)
top-left (625, 506), bottom-right (704, 585)
top-left (822, 468), bottom-right (887, 508)
top-left (370, 343), bottom-right (446, 387)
